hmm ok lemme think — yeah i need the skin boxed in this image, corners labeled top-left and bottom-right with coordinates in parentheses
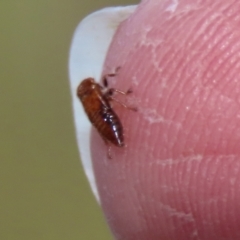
top-left (91, 0), bottom-right (240, 239)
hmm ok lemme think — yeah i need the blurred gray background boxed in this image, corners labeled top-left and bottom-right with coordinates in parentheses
top-left (0, 1), bottom-right (138, 239)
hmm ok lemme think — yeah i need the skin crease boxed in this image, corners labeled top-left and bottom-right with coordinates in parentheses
top-left (91, 0), bottom-right (240, 239)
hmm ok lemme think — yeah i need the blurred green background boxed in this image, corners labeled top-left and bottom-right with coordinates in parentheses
top-left (0, 1), bottom-right (138, 239)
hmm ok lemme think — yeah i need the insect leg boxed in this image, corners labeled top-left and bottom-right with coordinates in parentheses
top-left (109, 96), bottom-right (137, 111)
top-left (107, 145), bottom-right (112, 159)
top-left (103, 76), bottom-right (108, 88)
top-left (107, 88), bottom-right (133, 96)
top-left (102, 67), bottom-right (121, 87)
top-left (106, 66), bottom-right (121, 77)
top-left (103, 138), bottom-right (112, 159)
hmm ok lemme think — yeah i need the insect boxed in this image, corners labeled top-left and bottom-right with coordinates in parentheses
top-left (77, 70), bottom-right (136, 158)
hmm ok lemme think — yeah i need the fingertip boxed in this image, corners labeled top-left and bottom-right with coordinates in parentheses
top-left (91, 0), bottom-right (240, 239)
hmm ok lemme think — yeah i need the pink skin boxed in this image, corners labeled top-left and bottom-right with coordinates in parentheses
top-left (91, 0), bottom-right (240, 239)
